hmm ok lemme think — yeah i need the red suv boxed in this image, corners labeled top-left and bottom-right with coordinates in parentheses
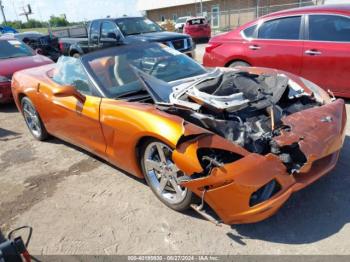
top-left (203, 4), bottom-right (350, 97)
top-left (184, 17), bottom-right (211, 41)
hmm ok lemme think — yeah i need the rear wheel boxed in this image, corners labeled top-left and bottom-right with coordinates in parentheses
top-left (228, 60), bottom-right (250, 68)
top-left (140, 139), bottom-right (193, 211)
top-left (21, 97), bottom-right (48, 141)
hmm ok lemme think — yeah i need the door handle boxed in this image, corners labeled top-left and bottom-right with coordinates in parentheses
top-left (305, 49), bottom-right (322, 56)
top-left (249, 45), bottom-right (261, 50)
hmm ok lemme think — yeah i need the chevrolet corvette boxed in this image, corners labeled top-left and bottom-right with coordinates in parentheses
top-left (11, 42), bottom-right (346, 224)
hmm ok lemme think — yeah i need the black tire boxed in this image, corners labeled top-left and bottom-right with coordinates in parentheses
top-left (140, 138), bottom-right (193, 211)
top-left (72, 52), bottom-right (81, 58)
top-left (21, 97), bottom-right (48, 141)
top-left (228, 60), bottom-right (250, 68)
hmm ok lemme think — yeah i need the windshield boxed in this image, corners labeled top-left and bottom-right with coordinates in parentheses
top-left (82, 42), bottom-right (207, 98)
top-left (0, 39), bottom-right (34, 59)
top-left (188, 18), bottom-right (206, 25)
top-left (115, 17), bottom-right (163, 35)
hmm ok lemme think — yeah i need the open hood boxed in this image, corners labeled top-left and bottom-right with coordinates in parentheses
top-left (133, 67), bottom-right (329, 173)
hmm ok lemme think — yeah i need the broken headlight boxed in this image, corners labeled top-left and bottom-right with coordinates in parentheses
top-left (197, 148), bottom-right (242, 175)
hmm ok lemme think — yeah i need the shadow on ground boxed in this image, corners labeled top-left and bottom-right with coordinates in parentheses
top-left (46, 138), bottom-right (147, 185)
top-left (0, 229), bottom-right (5, 244)
top-left (230, 135), bottom-right (350, 245)
top-left (0, 103), bottom-right (18, 113)
top-left (46, 137), bottom-right (206, 221)
top-left (194, 38), bottom-right (210, 44)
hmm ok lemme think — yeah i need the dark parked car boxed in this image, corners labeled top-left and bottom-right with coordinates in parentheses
top-left (59, 17), bottom-right (195, 58)
top-left (0, 26), bottom-right (18, 34)
top-left (203, 4), bottom-right (350, 98)
top-left (10, 31), bottom-right (61, 61)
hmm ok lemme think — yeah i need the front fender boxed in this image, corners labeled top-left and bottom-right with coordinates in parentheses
top-left (100, 99), bottom-right (210, 177)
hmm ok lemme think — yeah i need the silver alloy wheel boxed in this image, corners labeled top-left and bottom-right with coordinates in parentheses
top-left (23, 100), bottom-right (42, 138)
top-left (143, 142), bottom-right (187, 205)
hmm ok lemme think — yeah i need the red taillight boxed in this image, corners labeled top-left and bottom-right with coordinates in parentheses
top-left (59, 42), bottom-right (64, 52)
top-left (205, 42), bottom-right (222, 53)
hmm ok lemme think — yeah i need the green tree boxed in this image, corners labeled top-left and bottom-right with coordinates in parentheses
top-left (23, 19), bottom-right (44, 29)
top-left (2, 20), bottom-right (23, 29)
top-left (49, 15), bottom-right (69, 27)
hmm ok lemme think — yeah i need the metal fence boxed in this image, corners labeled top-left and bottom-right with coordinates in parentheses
top-left (51, 25), bottom-right (88, 38)
top-left (205, 0), bottom-right (325, 33)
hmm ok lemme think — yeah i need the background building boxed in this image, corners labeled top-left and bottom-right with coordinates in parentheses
top-left (138, 0), bottom-right (325, 31)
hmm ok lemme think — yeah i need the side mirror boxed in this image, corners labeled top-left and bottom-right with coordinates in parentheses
top-left (100, 32), bottom-right (121, 43)
top-left (53, 85), bottom-right (86, 103)
top-left (107, 32), bottom-right (117, 39)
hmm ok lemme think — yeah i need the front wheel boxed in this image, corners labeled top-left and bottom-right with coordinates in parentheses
top-left (228, 60), bottom-right (250, 68)
top-left (72, 52), bottom-right (81, 58)
top-left (21, 97), bottom-right (48, 141)
top-left (140, 139), bottom-right (193, 211)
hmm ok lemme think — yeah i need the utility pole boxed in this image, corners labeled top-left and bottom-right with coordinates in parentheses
top-left (0, 0), bottom-right (7, 25)
top-left (19, 4), bottom-right (32, 22)
top-left (200, 0), bottom-right (203, 16)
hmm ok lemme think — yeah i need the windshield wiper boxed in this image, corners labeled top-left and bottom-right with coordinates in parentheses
top-left (126, 32), bottom-right (142, 36)
top-left (1, 55), bottom-right (31, 59)
top-left (115, 89), bottom-right (148, 99)
top-left (127, 30), bottom-right (161, 36)
top-left (143, 30), bottom-right (160, 33)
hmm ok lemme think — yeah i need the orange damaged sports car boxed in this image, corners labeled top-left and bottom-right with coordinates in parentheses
top-left (12, 42), bottom-right (346, 224)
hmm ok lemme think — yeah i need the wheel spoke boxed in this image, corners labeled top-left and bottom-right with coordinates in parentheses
top-left (33, 121), bottom-right (40, 131)
top-left (145, 159), bottom-right (162, 172)
top-left (158, 176), bottom-right (169, 193)
top-left (169, 179), bottom-right (182, 195)
top-left (28, 121), bottom-right (35, 129)
top-left (23, 108), bottom-right (33, 117)
top-left (156, 144), bottom-right (167, 163)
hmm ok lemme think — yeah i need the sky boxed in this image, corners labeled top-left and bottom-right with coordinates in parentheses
top-left (0, 0), bottom-right (141, 23)
top-left (1, 0), bottom-right (350, 23)
top-left (325, 0), bottom-right (350, 3)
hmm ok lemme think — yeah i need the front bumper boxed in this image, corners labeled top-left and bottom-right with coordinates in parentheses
top-left (0, 82), bottom-right (13, 104)
top-left (186, 30), bottom-right (211, 40)
top-left (184, 49), bottom-right (195, 58)
top-left (175, 99), bottom-right (346, 224)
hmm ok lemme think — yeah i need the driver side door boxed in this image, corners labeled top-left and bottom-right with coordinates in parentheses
top-left (39, 58), bottom-right (106, 156)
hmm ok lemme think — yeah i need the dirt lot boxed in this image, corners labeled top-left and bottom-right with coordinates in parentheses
top-left (1, 52), bottom-right (350, 254)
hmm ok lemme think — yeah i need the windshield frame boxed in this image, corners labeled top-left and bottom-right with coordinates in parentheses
top-left (81, 42), bottom-right (207, 99)
top-left (0, 39), bottom-right (35, 59)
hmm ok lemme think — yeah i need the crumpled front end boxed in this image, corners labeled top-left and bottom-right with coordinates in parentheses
top-left (173, 99), bottom-right (346, 224)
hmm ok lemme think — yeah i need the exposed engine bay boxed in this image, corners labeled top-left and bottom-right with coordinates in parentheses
top-left (135, 68), bottom-right (322, 173)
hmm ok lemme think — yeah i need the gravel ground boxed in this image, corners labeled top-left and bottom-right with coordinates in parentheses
top-left (0, 50), bottom-right (349, 254)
